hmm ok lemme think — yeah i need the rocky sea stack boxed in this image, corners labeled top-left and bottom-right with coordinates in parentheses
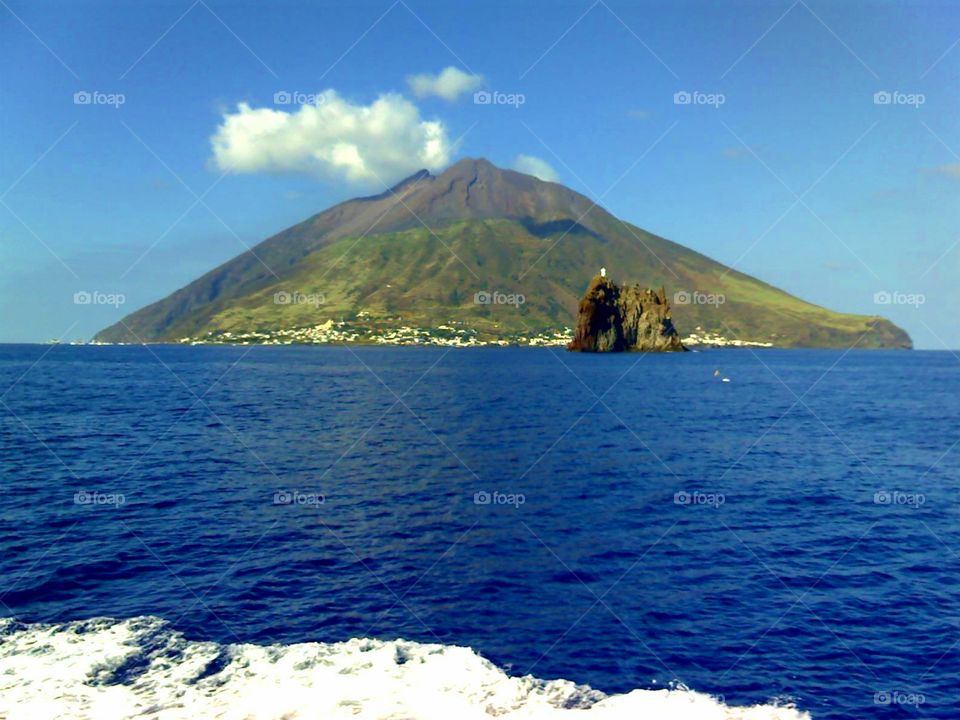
top-left (567, 274), bottom-right (685, 352)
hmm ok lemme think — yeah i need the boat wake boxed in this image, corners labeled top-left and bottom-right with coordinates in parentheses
top-left (0, 616), bottom-right (809, 719)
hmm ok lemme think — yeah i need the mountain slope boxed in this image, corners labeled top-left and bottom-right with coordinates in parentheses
top-left (96, 158), bottom-right (911, 348)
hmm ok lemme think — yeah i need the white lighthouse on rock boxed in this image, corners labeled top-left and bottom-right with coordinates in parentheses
top-left (600, 267), bottom-right (606, 278)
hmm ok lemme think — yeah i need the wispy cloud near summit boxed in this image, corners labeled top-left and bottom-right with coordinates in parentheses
top-left (512, 155), bottom-right (559, 182)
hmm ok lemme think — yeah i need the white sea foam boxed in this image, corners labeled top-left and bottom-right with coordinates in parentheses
top-left (0, 616), bottom-right (810, 719)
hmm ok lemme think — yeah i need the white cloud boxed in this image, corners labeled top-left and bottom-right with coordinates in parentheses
top-left (210, 91), bottom-right (454, 185)
top-left (407, 67), bottom-right (483, 101)
top-left (511, 155), bottom-right (559, 182)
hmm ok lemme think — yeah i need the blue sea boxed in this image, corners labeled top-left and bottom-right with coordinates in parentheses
top-left (1, 344), bottom-right (957, 719)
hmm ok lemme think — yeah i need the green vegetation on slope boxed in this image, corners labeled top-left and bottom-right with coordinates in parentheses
top-left (165, 218), bottom-right (908, 348)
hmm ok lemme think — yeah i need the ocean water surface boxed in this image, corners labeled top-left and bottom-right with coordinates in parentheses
top-left (1, 344), bottom-right (958, 719)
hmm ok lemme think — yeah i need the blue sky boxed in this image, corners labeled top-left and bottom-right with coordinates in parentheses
top-left (1, 0), bottom-right (957, 347)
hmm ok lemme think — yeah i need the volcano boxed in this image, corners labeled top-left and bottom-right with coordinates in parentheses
top-left (96, 158), bottom-right (910, 348)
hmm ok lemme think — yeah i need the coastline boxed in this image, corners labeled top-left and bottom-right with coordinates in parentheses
top-left (69, 323), bottom-right (855, 350)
